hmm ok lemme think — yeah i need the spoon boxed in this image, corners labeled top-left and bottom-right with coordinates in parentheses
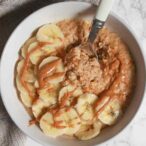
top-left (82, 0), bottom-right (115, 58)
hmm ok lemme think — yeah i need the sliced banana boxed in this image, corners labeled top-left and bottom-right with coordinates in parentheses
top-left (41, 44), bottom-right (57, 54)
top-left (16, 75), bottom-right (27, 94)
top-left (58, 85), bottom-right (82, 106)
top-left (58, 84), bottom-right (76, 106)
top-left (61, 108), bottom-right (81, 135)
top-left (75, 93), bottom-right (97, 123)
top-left (17, 59), bottom-right (24, 73)
top-left (36, 24), bottom-right (64, 47)
top-left (39, 56), bottom-right (57, 68)
top-left (94, 96), bottom-right (110, 112)
top-left (21, 37), bottom-right (36, 58)
top-left (17, 60), bottom-right (36, 83)
top-left (72, 87), bottom-right (83, 97)
top-left (27, 41), bottom-right (59, 65)
top-left (32, 98), bottom-right (52, 118)
top-left (39, 56), bottom-right (64, 72)
top-left (98, 99), bottom-right (122, 125)
top-left (38, 85), bottom-right (59, 104)
top-left (40, 111), bottom-right (67, 138)
top-left (19, 92), bottom-right (33, 107)
top-left (40, 107), bottom-right (81, 138)
top-left (27, 42), bottom-right (44, 65)
top-left (16, 75), bottom-right (33, 107)
top-left (48, 74), bottom-right (65, 85)
top-left (75, 121), bottom-right (103, 140)
top-left (38, 56), bottom-right (65, 86)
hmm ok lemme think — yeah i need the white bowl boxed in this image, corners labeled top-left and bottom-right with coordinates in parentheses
top-left (0, 1), bottom-right (145, 146)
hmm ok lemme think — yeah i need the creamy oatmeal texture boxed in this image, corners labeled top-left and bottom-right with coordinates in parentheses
top-left (15, 19), bottom-right (135, 140)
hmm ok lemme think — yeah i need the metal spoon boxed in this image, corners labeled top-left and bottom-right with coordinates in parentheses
top-left (82, 0), bottom-right (115, 58)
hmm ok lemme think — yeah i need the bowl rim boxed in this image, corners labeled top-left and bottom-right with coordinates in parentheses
top-left (0, 1), bottom-right (146, 146)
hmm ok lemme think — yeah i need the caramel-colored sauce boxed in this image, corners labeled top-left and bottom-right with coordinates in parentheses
top-left (67, 79), bottom-right (76, 87)
top-left (38, 59), bottom-right (62, 88)
top-left (29, 117), bottom-right (40, 126)
top-left (20, 42), bottom-right (52, 97)
top-left (49, 108), bottom-right (66, 129)
top-left (94, 96), bottom-right (111, 116)
top-left (52, 120), bottom-right (66, 129)
top-left (82, 86), bottom-right (91, 93)
top-left (70, 97), bottom-right (78, 107)
top-left (39, 59), bottom-right (61, 78)
top-left (42, 119), bottom-right (66, 129)
top-left (39, 72), bottom-right (64, 89)
top-left (47, 87), bottom-right (55, 92)
top-left (65, 107), bottom-right (72, 112)
top-left (60, 89), bottom-right (76, 107)
top-left (44, 72), bottom-right (64, 82)
top-left (56, 47), bottom-right (66, 59)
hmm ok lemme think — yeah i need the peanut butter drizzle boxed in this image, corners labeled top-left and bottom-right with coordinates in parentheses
top-left (44, 72), bottom-right (64, 82)
top-left (94, 96), bottom-right (112, 116)
top-left (49, 108), bottom-right (66, 129)
top-left (65, 107), bottom-right (72, 112)
top-left (41, 119), bottom-right (66, 129)
top-left (52, 121), bottom-right (66, 129)
top-left (47, 87), bottom-right (55, 92)
top-left (56, 47), bottom-right (66, 59)
top-left (39, 59), bottom-right (61, 77)
top-left (38, 59), bottom-right (62, 88)
top-left (67, 79), bottom-right (76, 86)
top-left (29, 119), bottom-right (38, 126)
top-left (39, 72), bottom-right (64, 89)
top-left (20, 42), bottom-right (51, 97)
top-left (60, 88), bottom-right (76, 108)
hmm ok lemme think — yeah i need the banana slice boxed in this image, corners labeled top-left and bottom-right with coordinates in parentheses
top-left (95, 96), bottom-right (110, 112)
top-left (72, 87), bottom-right (83, 97)
top-left (27, 42), bottom-right (44, 65)
top-left (21, 37), bottom-right (36, 58)
top-left (40, 107), bottom-right (81, 137)
top-left (98, 99), bottom-right (122, 125)
top-left (38, 85), bottom-right (59, 104)
top-left (38, 56), bottom-right (65, 86)
top-left (58, 84), bottom-right (76, 107)
top-left (27, 40), bottom-right (59, 65)
top-left (17, 60), bottom-right (24, 74)
top-left (36, 24), bottom-right (64, 47)
top-left (58, 84), bottom-right (82, 107)
top-left (39, 56), bottom-right (64, 72)
top-left (47, 74), bottom-right (65, 85)
top-left (32, 98), bottom-right (52, 118)
top-left (39, 56), bottom-right (57, 68)
top-left (41, 44), bottom-right (58, 54)
top-left (16, 75), bottom-right (33, 107)
top-left (75, 121), bottom-right (103, 140)
top-left (20, 92), bottom-right (33, 107)
top-left (40, 111), bottom-right (67, 138)
top-left (61, 108), bottom-right (81, 135)
top-left (37, 56), bottom-right (64, 104)
top-left (75, 93), bottom-right (97, 123)
top-left (17, 60), bottom-right (36, 83)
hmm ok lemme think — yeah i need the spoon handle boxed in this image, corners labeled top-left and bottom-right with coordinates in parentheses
top-left (88, 0), bottom-right (114, 43)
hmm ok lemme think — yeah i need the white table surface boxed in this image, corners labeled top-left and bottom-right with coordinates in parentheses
top-left (0, 0), bottom-right (146, 146)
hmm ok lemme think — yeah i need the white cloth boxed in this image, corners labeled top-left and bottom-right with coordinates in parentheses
top-left (0, 0), bottom-right (99, 146)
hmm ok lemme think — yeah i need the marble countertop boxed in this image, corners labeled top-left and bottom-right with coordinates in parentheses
top-left (0, 0), bottom-right (146, 146)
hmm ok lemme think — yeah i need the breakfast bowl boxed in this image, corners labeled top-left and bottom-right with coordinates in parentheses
top-left (0, 1), bottom-right (145, 146)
